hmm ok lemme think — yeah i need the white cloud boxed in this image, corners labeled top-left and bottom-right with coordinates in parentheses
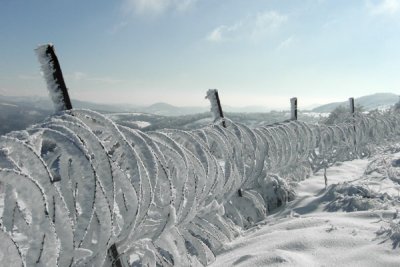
top-left (206, 11), bottom-right (287, 43)
top-left (251, 11), bottom-right (288, 40)
top-left (277, 36), bottom-right (294, 51)
top-left (367, 0), bottom-right (400, 15)
top-left (122, 0), bottom-right (197, 15)
top-left (206, 22), bottom-right (243, 42)
top-left (206, 26), bottom-right (225, 42)
top-left (175, 0), bottom-right (197, 12)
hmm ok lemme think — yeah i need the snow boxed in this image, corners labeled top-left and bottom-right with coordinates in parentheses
top-left (302, 112), bottom-right (329, 118)
top-left (126, 120), bottom-right (151, 128)
top-left (211, 154), bottom-right (400, 267)
top-left (212, 212), bottom-right (400, 266)
top-left (109, 112), bottom-right (150, 116)
top-left (0, 102), bottom-right (18, 107)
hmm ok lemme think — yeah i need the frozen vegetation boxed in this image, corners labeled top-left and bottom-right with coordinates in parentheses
top-left (0, 103), bottom-right (400, 266)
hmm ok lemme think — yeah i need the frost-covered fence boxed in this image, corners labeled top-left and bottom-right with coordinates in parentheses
top-left (1, 107), bottom-right (400, 266)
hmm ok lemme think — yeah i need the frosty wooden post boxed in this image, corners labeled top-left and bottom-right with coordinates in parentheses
top-left (349, 97), bottom-right (357, 152)
top-left (35, 44), bottom-right (72, 112)
top-left (206, 89), bottom-right (226, 128)
top-left (349, 97), bottom-right (355, 114)
top-left (290, 97), bottom-right (298, 120)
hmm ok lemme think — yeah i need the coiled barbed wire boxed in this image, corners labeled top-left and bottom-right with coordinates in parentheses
top-left (1, 109), bottom-right (400, 266)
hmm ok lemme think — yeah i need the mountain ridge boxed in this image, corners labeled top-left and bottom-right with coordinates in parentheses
top-left (312, 93), bottom-right (399, 112)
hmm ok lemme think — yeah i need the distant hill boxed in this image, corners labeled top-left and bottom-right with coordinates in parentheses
top-left (312, 93), bottom-right (399, 112)
top-left (0, 95), bottom-right (133, 135)
top-left (0, 97), bottom-right (51, 135)
top-left (0, 95), bottom-right (272, 116)
top-left (0, 95), bottom-right (318, 135)
top-left (143, 102), bottom-right (207, 116)
top-left (0, 96), bottom-right (210, 135)
top-left (139, 102), bottom-right (271, 116)
top-left (109, 110), bottom-right (320, 132)
top-left (4, 92), bottom-right (398, 135)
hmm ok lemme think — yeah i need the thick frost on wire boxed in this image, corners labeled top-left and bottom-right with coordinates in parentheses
top-left (1, 108), bottom-right (400, 266)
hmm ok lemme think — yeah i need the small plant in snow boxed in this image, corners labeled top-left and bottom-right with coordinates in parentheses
top-left (376, 210), bottom-right (400, 249)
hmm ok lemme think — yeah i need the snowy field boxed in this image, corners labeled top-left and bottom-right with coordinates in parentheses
top-left (211, 148), bottom-right (400, 266)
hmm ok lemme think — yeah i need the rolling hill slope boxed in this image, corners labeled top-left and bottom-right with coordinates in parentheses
top-left (312, 93), bottom-right (399, 112)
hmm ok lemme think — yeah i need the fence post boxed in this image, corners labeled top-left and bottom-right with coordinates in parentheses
top-left (349, 97), bottom-right (355, 114)
top-left (35, 44), bottom-right (72, 112)
top-left (349, 97), bottom-right (357, 153)
top-left (290, 97), bottom-right (298, 120)
top-left (206, 89), bottom-right (226, 128)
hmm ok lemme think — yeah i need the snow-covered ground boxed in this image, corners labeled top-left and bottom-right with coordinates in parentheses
top-left (211, 150), bottom-right (400, 266)
top-left (0, 103), bottom-right (18, 107)
top-left (124, 120), bottom-right (151, 128)
top-left (302, 111), bottom-right (329, 118)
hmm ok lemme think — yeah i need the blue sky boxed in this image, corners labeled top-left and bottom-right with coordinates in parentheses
top-left (1, 0), bottom-right (400, 109)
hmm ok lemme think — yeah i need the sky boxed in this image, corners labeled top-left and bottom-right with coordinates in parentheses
top-left (1, 0), bottom-right (400, 109)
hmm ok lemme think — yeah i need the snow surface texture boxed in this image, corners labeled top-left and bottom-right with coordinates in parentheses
top-left (211, 150), bottom-right (400, 267)
top-left (0, 108), bottom-right (400, 266)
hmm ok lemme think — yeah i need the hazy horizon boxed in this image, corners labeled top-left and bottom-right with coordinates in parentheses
top-left (0, 91), bottom-right (354, 110)
top-left (1, 91), bottom-right (398, 112)
top-left (1, 1), bottom-right (400, 109)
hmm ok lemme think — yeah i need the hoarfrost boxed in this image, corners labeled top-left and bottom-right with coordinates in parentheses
top-left (206, 89), bottom-right (224, 124)
top-left (35, 44), bottom-right (71, 112)
top-left (1, 107), bottom-right (400, 266)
